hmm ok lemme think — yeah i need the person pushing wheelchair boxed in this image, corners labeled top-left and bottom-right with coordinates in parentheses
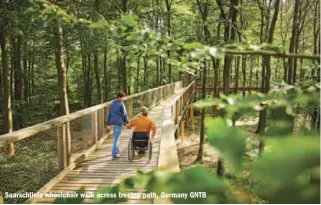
top-left (125, 107), bottom-right (156, 158)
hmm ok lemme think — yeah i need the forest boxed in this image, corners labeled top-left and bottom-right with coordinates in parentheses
top-left (0, 0), bottom-right (320, 204)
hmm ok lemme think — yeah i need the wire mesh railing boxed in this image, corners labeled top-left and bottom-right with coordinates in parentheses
top-left (0, 128), bottom-right (59, 204)
top-left (0, 81), bottom-right (182, 203)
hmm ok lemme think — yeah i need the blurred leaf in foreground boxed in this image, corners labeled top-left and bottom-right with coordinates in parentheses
top-left (252, 136), bottom-right (320, 204)
top-left (205, 117), bottom-right (246, 173)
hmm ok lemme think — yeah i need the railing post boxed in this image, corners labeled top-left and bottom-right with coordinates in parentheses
top-left (175, 100), bottom-right (179, 124)
top-left (57, 123), bottom-right (67, 170)
top-left (157, 88), bottom-right (160, 102)
top-left (190, 105), bottom-right (195, 132)
top-left (92, 111), bottom-right (98, 144)
top-left (7, 142), bottom-right (14, 156)
top-left (180, 96), bottom-right (183, 115)
top-left (128, 99), bottom-right (133, 118)
top-left (99, 108), bottom-right (104, 139)
top-left (153, 90), bottom-right (157, 105)
top-left (0, 193), bottom-right (3, 204)
top-left (180, 120), bottom-right (185, 141)
top-left (140, 94), bottom-right (144, 107)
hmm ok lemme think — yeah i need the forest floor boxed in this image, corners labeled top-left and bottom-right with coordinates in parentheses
top-left (176, 114), bottom-right (266, 203)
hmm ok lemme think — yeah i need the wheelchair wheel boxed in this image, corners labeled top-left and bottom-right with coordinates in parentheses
top-left (148, 140), bottom-right (152, 162)
top-left (128, 139), bottom-right (135, 161)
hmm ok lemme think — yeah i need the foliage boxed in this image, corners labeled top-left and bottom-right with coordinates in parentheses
top-left (1, 0), bottom-right (319, 204)
top-left (56, 78), bottom-right (320, 204)
top-left (205, 117), bottom-right (246, 172)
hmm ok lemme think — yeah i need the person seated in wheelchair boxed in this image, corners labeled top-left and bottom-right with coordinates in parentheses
top-left (125, 107), bottom-right (156, 154)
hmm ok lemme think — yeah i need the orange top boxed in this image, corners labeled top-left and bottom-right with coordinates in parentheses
top-left (126, 115), bottom-right (156, 137)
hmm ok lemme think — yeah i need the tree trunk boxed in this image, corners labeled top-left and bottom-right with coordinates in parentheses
top-left (94, 51), bottom-right (101, 103)
top-left (31, 49), bottom-right (35, 96)
top-left (88, 54), bottom-right (93, 106)
top-left (121, 55), bottom-right (127, 93)
top-left (23, 41), bottom-right (29, 102)
top-left (82, 53), bottom-right (87, 106)
top-left (143, 56), bottom-right (147, 90)
top-left (120, 0), bottom-right (128, 93)
top-left (287, 0), bottom-right (300, 85)
top-left (242, 55), bottom-right (246, 97)
top-left (234, 57), bottom-right (240, 94)
top-left (257, 0), bottom-right (281, 155)
top-left (196, 0), bottom-right (210, 162)
top-left (13, 36), bottom-right (23, 128)
top-left (103, 47), bottom-right (108, 101)
top-left (136, 56), bottom-right (140, 93)
top-left (0, 50), bottom-right (3, 113)
top-left (0, 29), bottom-right (13, 133)
top-left (248, 57), bottom-right (253, 94)
top-left (54, 21), bottom-right (69, 116)
top-left (93, 0), bottom-right (102, 103)
top-left (312, 0), bottom-right (320, 80)
top-left (117, 54), bottom-right (121, 91)
top-left (156, 57), bottom-right (159, 87)
top-left (197, 59), bottom-right (207, 161)
top-left (13, 36), bottom-right (23, 102)
top-left (165, 0), bottom-right (172, 83)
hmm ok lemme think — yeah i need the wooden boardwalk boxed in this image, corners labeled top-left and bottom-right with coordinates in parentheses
top-left (35, 89), bottom-right (184, 204)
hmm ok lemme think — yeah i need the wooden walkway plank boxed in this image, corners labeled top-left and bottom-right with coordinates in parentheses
top-left (35, 87), bottom-right (186, 204)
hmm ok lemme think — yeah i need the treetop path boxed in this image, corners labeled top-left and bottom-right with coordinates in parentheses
top-left (0, 79), bottom-right (195, 204)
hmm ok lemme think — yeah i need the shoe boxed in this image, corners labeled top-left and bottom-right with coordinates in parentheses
top-left (112, 156), bottom-right (119, 160)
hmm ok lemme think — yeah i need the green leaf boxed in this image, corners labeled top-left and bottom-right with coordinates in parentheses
top-left (193, 98), bottom-right (225, 109)
top-left (161, 166), bottom-right (228, 203)
top-left (121, 14), bottom-right (137, 27)
top-left (252, 136), bottom-right (320, 203)
top-left (205, 117), bottom-right (246, 172)
top-left (90, 19), bottom-right (108, 29)
top-left (183, 42), bottom-right (204, 49)
top-left (261, 43), bottom-right (285, 53)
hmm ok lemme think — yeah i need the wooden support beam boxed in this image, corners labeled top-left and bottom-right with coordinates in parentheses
top-left (98, 108), bottom-right (104, 140)
top-left (66, 122), bottom-right (71, 165)
top-left (127, 99), bottom-right (133, 119)
top-left (175, 100), bottom-right (179, 124)
top-left (91, 111), bottom-right (98, 145)
top-left (7, 142), bottom-right (14, 156)
top-left (190, 105), bottom-right (195, 132)
top-left (57, 124), bottom-right (67, 170)
top-left (175, 129), bottom-right (179, 139)
top-left (0, 193), bottom-right (3, 204)
top-left (180, 121), bottom-right (185, 141)
top-left (180, 96), bottom-right (183, 115)
top-left (140, 94), bottom-right (144, 107)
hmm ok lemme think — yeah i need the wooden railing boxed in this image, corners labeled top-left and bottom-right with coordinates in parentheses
top-left (156, 80), bottom-right (196, 194)
top-left (0, 81), bottom-right (182, 204)
top-left (172, 81), bottom-right (196, 137)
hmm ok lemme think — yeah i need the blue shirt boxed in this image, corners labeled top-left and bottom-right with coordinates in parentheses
top-left (107, 100), bottom-right (129, 126)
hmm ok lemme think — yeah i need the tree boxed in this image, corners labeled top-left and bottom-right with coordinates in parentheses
top-left (256, 0), bottom-right (281, 155)
top-left (53, 20), bottom-right (69, 116)
top-left (196, 0), bottom-right (210, 162)
top-left (0, 27), bottom-right (13, 134)
top-left (287, 0), bottom-right (300, 85)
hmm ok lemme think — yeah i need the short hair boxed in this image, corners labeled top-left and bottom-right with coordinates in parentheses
top-left (117, 91), bottom-right (126, 98)
top-left (141, 107), bottom-right (149, 116)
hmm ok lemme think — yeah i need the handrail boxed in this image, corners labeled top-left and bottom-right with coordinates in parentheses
top-left (164, 80), bottom-right (195, 107)
top-left (0, 81), bottom-right (181, 144)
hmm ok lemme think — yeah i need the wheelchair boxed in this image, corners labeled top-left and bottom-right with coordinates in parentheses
top-left (128, 132), bottom-right (152, 162)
